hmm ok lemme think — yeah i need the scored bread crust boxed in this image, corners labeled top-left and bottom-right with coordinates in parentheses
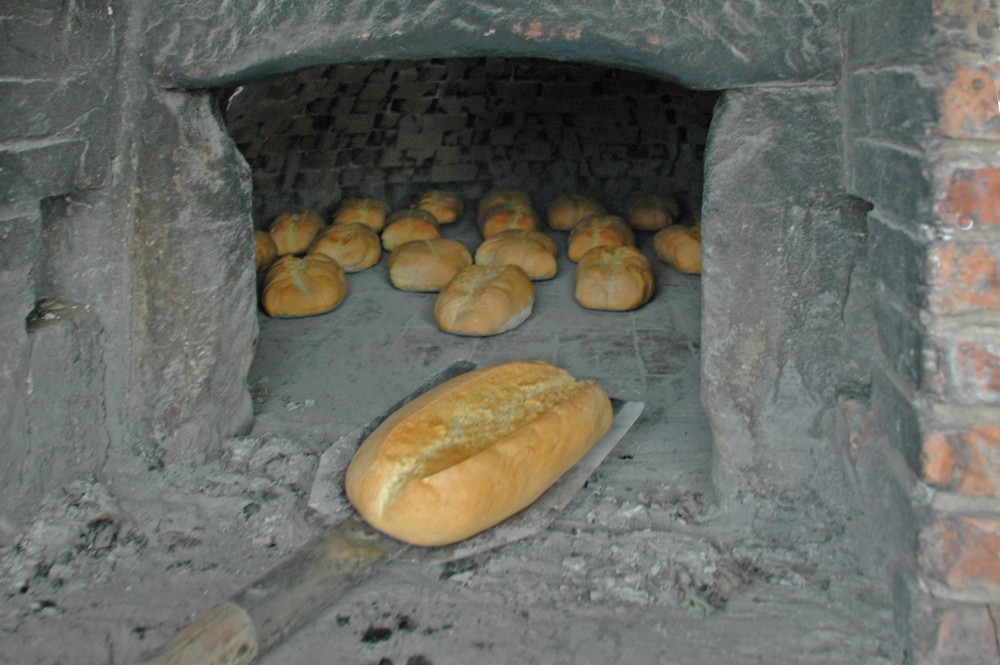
top-left (433, 264), bottom-right (534, 336)
top-left (344, 361), bottom-right (613, 546)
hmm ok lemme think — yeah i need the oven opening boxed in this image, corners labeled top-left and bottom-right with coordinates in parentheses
top-left (225, 58), bottom-right (719, 510)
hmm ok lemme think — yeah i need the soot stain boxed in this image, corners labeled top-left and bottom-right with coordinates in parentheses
top-left (361, 625), bottom-right (394, 643)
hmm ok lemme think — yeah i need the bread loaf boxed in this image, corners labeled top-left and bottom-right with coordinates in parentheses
top-left (414, 190), bottom-right (464, 224)
top-left (308, 222), bottom-right (381, 272)
top-left (269, 210), bottom-right (325, 256)
top-left (261, 254), bottom-right (348, 318)
top-left (474, 229), bottom-right (558, 281)
top-left (477, 188), bottom-right (532, 218)
top-left (567, 214), bottom-right (635, 262)
top-left (333, 198), bottom-right (391, 232)
top-left (381, 209), bottom-right (441, 252)
top-left (652, 224), bottom-right (702, 274)
top-left (547, 193), bottom-right (606, 231)
top-left (626, 193), bottom-right (680, 232)
top-left (477, 203), bottom-right (539, 239)
top-left (575, 245), bottom-right (655, 311)
top-left (345, 360), bottom-right (613, 546)
top-left (387, 239), bottom-right (473, 292)
top-left (434, 264), bottom-right (534, 336)
top-left (253, 230), bottom-right (277, 272)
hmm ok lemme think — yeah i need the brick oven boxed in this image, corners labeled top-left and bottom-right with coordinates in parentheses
top-left (1, 1), bottom-right (998, 663)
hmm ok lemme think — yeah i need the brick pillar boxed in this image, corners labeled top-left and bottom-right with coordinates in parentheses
top-left (910, 2), bottom-right (1000, 662)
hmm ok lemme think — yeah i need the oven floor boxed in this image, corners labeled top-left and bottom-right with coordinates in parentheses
top-left (0, 224), bottom-right (898, 664)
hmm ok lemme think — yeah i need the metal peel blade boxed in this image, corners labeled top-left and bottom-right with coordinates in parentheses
top-left (138, 361), bottom-right (644, 665)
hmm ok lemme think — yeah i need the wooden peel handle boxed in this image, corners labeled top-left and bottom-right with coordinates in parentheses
top-left (135, 601), bottom-right (258, 665)
top-left (136, 517), bottom-right (401, 665)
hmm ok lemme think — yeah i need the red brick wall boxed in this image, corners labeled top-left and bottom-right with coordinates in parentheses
top-left (919, 2), bottom-right (1000, 662)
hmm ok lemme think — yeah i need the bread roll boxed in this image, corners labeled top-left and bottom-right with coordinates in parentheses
top-left (414, 190), bottom-right (464, 224)
top-left (381, 209), bottom-right (441, 252)
top-left (477, 203), bottom-right (539, 239)
top-left (434, 264), bottom-right (534, 336)
top-left (575, 245), bottom-right (655, 311)
top-left (254, 229), bottom-right (278, 272)
top-left (345, 360), bottom-right (613, 546)
top-left (626, 193), bottom-right (680, 232)
top-left (477, 188), bottom-right (532, 218)
top-left (387, 239), bottom-right (473, 292)
top-left (652, 225), bottom-right (702, 274)
top-left (475, 229), bottom-right (558, 281)
top-left (567, 214), bottom-right (635, 262)
top-left (547, 194), bottom-right (606, 231)
top-left (308, 222), bottom-right (381, 273)
top-left (261, 254), bottom-right (348, 318)
top-left (333, 198), bottom-right (391, 232)
top-left (268, 210), bottom-right (325, 256)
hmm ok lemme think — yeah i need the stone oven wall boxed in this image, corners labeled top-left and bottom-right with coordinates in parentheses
top-left (0, 1), bottom-right (997, 661)
top-left (225, 58), bottom-right (717, 227)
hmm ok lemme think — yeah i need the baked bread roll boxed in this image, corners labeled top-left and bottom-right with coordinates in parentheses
top-left (567, 214), bottom-right (635, 262)
top-left (475, 229), bottom-right (558, 281)
top-left (261, 254), bottom-right (348, 318)
top-left (381, 209), bottom-right (441, 252)
top-left (477, 188), bottom-right (532, 218)
top-left (333, 198), bottom-right (391, 232)
top-left (268, 210), bottom-right (325, 256)
top-left (434, 264), bottom-right (534, 336)
top-left (414, 190), bottom-right (464, 224)
top-left (653, 224), bottom-right (702, 274)
top-left (308, 222), bottom-right (381, 273)
top-left (387, 238), bottom-right (473, 292)
top-left (254, 229), bottom-right (278, 272)
top-left (345, 360), bottom-right (613, 546)
top-left (547, 194), bottom-right (606, 231)
top-left (626, 193), bottom-right (681, 232)
top-left (477, 203), bottom-right (539, 239)
top-left (575, 245), bottom-right (655, 311)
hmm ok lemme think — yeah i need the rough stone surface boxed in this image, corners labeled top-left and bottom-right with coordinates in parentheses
top-left (20, 301), bottom-right (110, 517)
top-left (128, 88), bottom-right (257, 463)
top-left (701, 86), bottom-right (873, 499)
top-left (144, 0), bottom-right (842, 90)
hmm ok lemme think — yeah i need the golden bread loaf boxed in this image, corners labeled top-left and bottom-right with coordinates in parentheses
top-left (567, 214), bottom-right (635, 262)
top-left (547, 194), bottom-right (606, 231)
top-left (474, 229), bottom-right (558, 281)
top-left (414, 190), bottom-right (464, 224)
top-left (652, 225), bottom-right (702, 274)
top-left (575, 245), bottom-right (655, 311)
top-left (477, 203), bottom-right (539, 239)
top-left (333, 198), bottom-right (391, 232)
top-left (387, 239), bottom-right (473, 292)
top-left (626, 193), bottom-right (681, 232)
top-left (477, 188), bottom-right (532, 218)
top-left (253, 229), bottom-right (278, 272)
top-left (308, 222), bottom-right (381, 272)
top-left (381, 209), bottom-right (442, 252)
top-left (345, 360), bottom-right (613, 546)
top-left (268, 210), bottom-right (325, 256)
top-left (434, 264), bottom-right (534, 336)
top-left (261, 254), bottom-right (348, 318)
